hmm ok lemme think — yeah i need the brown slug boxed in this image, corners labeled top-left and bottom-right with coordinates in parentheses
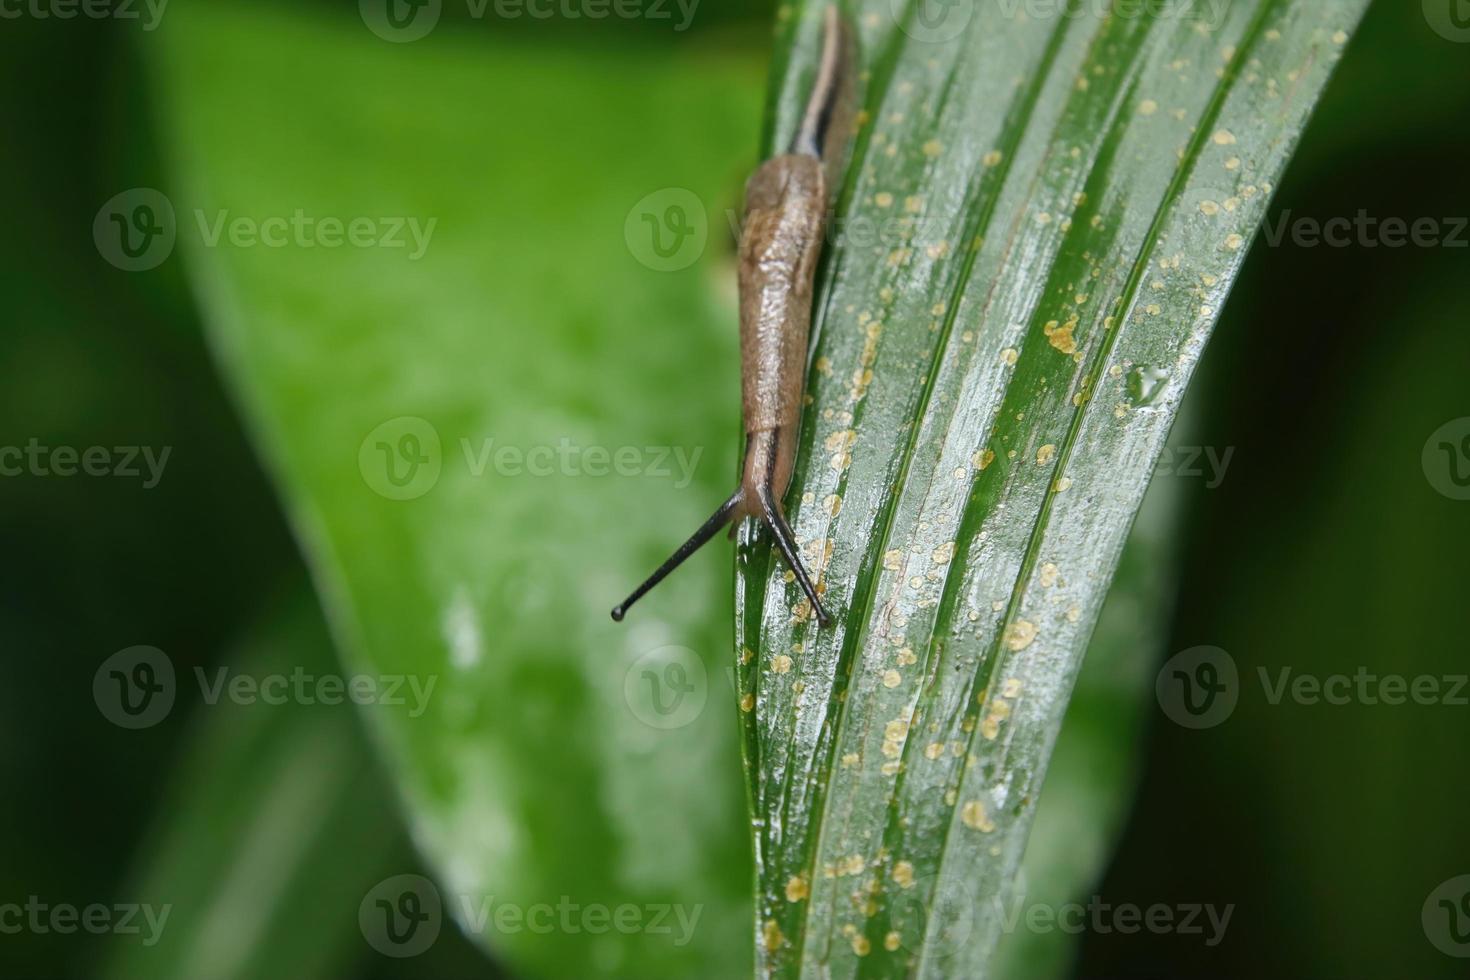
top-left (613, 5), bottom-right (853, 627)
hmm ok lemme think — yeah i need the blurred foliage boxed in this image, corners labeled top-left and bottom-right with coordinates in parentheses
top-left (0, 0), bottom-right (1466, 978)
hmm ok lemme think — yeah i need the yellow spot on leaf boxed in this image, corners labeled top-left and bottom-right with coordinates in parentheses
top-left (1044, 318), bottom-right (1078, 354)
top-left (1003, 619), bottom-right (1037, 651)
top-left (962, 800), bottom-right (996, 832)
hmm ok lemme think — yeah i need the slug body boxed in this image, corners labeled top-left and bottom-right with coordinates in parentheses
top-left (612, 7), bottom-right (852, 627)
top-left (735, 152), bottom-right (827, 528)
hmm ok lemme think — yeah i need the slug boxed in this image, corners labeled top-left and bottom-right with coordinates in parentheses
top-left (613, 5), bottom-right (853, 627)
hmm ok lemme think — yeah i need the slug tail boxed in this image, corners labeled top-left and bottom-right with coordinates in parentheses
top-left (789, 4), bottom-right (854, 167)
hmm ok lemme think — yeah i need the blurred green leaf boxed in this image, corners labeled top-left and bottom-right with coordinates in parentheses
top-left (150, 4), bottom-right (768, 976)
top-left (738, 2), bottom-right (1369, 975)
top-left (102, 587), bottom-right (400, 980)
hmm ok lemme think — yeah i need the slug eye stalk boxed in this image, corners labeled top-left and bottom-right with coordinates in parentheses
top-left (609, 486), bottom-right (831, 628)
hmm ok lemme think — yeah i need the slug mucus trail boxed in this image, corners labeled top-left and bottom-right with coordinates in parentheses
top-left (612, 6), bottom-right (853, 628)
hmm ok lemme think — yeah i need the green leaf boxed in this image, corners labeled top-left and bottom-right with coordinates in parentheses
top-left (989, 412), bottom-right (1190, 980)
top-left (149, 5), bottom-right (767, 976)
top-left (737, 2), bottom-right (1369, 975)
